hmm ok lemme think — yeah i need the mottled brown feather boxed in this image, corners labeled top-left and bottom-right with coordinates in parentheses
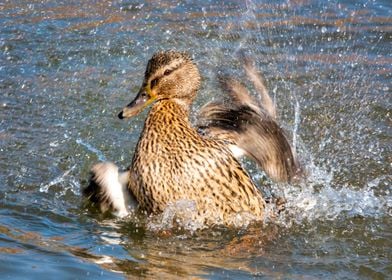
top-left (129, 99), bottom-right (265, 225)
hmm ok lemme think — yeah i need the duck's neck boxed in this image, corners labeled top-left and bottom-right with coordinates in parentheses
top-left (146, 98), bottom-right (192, 128)
top-left (133, 98), bottom-right (197, 157)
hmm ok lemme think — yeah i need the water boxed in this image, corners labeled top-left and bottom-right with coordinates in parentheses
top-left (1, 0), bottom-right (391, 278)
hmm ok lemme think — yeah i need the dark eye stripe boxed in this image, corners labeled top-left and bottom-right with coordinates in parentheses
top-left (150, 78), bottom-right (159, 88)
top-left (150, 64), bottom-right (182, 89)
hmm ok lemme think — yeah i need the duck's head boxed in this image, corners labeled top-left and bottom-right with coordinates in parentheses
top-left (118, 50), bottom-right (200, 119)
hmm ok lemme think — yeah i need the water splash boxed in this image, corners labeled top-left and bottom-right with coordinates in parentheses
top-left (143, 156), bottom-right (391, 231)
top-left (147, 199), bottom-right (259, 232)
top-left (76, 138), bottom-right (107, 162)
top-left (278, 163), bottom-right (392, 226)
top-left (39, 164), bottom-right (76, 193)
top-left (292, 97), bottom-right (300, 154)
top-left (147, 200), bottom-right (205, 232)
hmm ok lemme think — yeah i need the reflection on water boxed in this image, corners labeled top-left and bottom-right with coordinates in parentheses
top-left (1, 0), bottom-right (391, 278)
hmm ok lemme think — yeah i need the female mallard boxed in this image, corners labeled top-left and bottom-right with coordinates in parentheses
top-left (84, 50), bottom-right (300, 226)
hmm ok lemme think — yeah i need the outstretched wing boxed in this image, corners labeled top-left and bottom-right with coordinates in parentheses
top-left (197, 62), bottom-right (301, 183)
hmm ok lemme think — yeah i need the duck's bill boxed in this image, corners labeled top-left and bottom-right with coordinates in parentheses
top-left (118, 88), bottom-right (155, 119)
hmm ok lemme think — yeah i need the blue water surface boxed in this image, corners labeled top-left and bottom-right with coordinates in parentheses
top-left (0, 0), bottom-right (391, 279)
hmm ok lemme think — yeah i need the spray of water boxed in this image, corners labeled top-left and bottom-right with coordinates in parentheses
top-left (39, 164), bottom-right (77, 193)
top-left (39, 0), bottom-right (391, 232)
top-left (76, 138), bottom-right (107, 162)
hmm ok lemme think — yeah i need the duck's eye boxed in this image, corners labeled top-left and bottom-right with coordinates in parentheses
top-left (163, 69), bottom-right (173, 76)
top-left (150, 78), bottom-right (159, 88)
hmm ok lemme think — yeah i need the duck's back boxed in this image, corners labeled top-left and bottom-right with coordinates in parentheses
top-left (129, 100), bottom-right (265, 225)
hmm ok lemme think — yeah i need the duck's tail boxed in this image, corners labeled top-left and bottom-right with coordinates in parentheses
top-left (83, 162), bottom-right (136, 217)
top-left (197, 59), bottom-right (302, 183)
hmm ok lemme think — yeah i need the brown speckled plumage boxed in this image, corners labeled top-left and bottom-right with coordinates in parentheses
top-left (126, 51), bottom-right (266, 224)
top-left (85, 50), bottom-right (300, 226)
top-left (130, 99), bottom-right (265, 224)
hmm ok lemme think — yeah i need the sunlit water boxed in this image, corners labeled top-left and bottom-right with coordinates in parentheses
top-left (1, 0), bottom-right (391, 279)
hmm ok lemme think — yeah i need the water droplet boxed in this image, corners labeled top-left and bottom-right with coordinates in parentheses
top-left (201, 20), bottom-right (207, 30)
top-left (321, 26), bottom-right (327, 33)
top-left (49, 141), bottom-right (58, 147)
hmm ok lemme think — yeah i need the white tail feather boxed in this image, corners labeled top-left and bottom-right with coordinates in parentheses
top-left (85, 162), bottom-right (137, 217)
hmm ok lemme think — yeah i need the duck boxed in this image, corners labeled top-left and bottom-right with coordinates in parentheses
top-left (83, 50), bottom-right (301, 226)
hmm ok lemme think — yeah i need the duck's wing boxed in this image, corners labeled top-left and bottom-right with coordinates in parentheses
top-left (197, 66), bottom-right (301, 183)
top-left (83, 162), bottom-right (137, 217)
top-left (242, 56), bottom-right (277, 119)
